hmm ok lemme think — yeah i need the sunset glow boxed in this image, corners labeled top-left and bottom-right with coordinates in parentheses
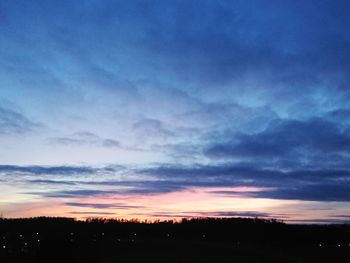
top-left (1, 0), bottom-right (350, 224)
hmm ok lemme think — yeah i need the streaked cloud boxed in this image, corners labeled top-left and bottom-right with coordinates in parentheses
top-left (0, 0), bottom-right (350, 223)
top-left (50, 131), bottom-right (121, 148)
top-left (65, 202), bottom-right (142, 209)
top-left (0, 105), bottom-right (39, 134)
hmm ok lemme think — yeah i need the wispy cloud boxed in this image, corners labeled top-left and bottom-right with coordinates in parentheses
top-left (0, 106), bottom-right (39, 135)
top-left (68, 211), bottom-right (116, 215)
top-left (50, 131), bottom-right (120, 148)
top-left (5, 162), bottom-right (349, 202)
top-left (133, 118), bottom-right (175, 140)
top-left (0, 165), bottom-right (98, 175)
top-left (65, 202), bottom-right (142, 209)
top-left (33, 189), bottom-right (122, 198)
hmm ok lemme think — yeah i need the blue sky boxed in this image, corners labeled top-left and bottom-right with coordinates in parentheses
top-left (1, 0), bottom-right (350, 223)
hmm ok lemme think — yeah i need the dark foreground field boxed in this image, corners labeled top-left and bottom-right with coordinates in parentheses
top-left (0, 217), bottom-right (349, 262)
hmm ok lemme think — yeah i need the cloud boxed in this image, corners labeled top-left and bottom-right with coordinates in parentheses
top-left (133, 118), bottom-right (175, 139)
top-left (65, 202), bottom-right (142, 209)
top-left (151, 143), bottom-right (202, 162)
top-left (249, 184), bottom-right (350, 202)
top-left (35, 189), bottom-right (122, 198)
top-left (286, 219), bottom-right (350, 224)
top-left (200, 211), bottom-right (271, 218)
top-left (1, 0), bottom-right (350, 223)
top-left (28, 180), bottom-right (186, 199)
top-left (204, 117), bottom-right (350, 169)
top-left (0, 106), bottom-right (38, 135)
top-left (50, 131), bottom-right (121, 148)
top-left (147, 210), bottom-right (277, 219)
top-left (138, 163), bottom-right (350, 202)
top-left (102, 139), bottom-right (121, 148)
top-left (4, 162), bottom-right (349, 203)
top-left (29, 179), bottom-right (76, 185)
top-left (0, 165), bottom-right (98, 175)
top-left (68, 211), bottom-right (116, 215)
top-left (0, 161), bottom-right (344, 203)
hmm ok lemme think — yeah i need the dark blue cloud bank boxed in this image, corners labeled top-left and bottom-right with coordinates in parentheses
top-left (1, 0), bottom-right (350, 221)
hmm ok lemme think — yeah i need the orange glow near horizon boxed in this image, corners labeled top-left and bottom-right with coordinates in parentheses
top-left (2, 186), bottom-right (347, 224)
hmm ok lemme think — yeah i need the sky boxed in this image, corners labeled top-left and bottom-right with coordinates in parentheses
top-left (1, 0), bottom-right (350, 223)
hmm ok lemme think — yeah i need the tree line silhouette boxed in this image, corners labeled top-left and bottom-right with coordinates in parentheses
top-left (0, 216), bottom-right (349, 262)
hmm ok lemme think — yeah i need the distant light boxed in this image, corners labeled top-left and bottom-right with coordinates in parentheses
top-left (319, 244), bottom-right (322, 247)
top-left (2, 245), bottom-right (5, 249)
top-left (37, 239), bottom-right (40, 242)
top-left (24, 242), bottom-right (28, 246)
top-left (19, 234), bottom-right (23, 238)
top-left (134, 233), bottom-right (137, 236)
top-left (101, 233), bottom-right (105, 236)
top-left (70, 232), bottom-right (74, 236)
top-left (338, 244), bottom-right (341, 247)
top-left (166, 233), bottom-right (170, 237)
top-left (36, 232), bottom-right (39, 235)
top-left (202, 234), bottom-right (206, 238)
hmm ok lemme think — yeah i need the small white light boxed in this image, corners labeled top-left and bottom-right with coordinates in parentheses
top-left (24, 242), bottom-right (27, 246)
top-left (101, 233), bottom-right (104, 236)
top-left (338, 244), bottom-right (341, 247)
top-left (19, 234), bottom-right (23, 238)
top-left (319, 244), bottom-right (322, 247)
top-left (2, 245), bottom-right (6, 249)
top-left (134, 233), bottom-right (137, 236)
top-left (37, 239), bottom-right (40, 242)
top-left (202, 234), bottom-right (206, 238)
top-left (36, 232), bottom-right (39, 235)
